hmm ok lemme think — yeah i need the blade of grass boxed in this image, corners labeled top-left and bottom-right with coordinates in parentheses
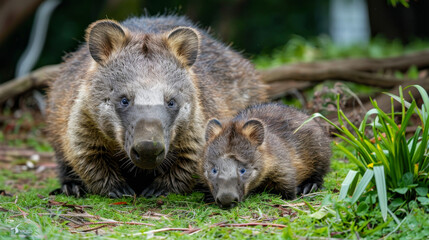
top-left (374, 166), bottom-right (388, 221)
top-left (334, 142), bottom-right (367, 172)
top-left (351, 169), bottom-right (374, 204)
top-left (358, 109), bottom-right (379, 132)
top-left (295, 113), bottom-right (342, 134)
top-left (406, 85), bottom-right (429, 114)
top-left (339, 170), bottom-right (359, 200)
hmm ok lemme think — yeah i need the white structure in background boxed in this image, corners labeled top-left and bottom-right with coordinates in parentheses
top-left (330, 0), bottom-right (370, 46)
top-left (15, 0), bottom-right (60, 115)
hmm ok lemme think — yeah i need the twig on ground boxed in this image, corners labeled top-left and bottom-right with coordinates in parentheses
top-left (144, 227), bottom-right (193, 235)
top-left (217, 222), bottom-right (287, 228)
top-left (83, 221), bottom-right (155, 227)
top-left (79, 224), bottom-right (109, 233)
top-left (0, 206), bottom-right (9, 212)
top-left (60, 216), bottom-right (85, 226)
top-left (38, 213), bottom-right (100, 219)
top-left (0, 146), bottom-right (54, 163)
top-left (13, 195), bottom-right (28, 219)
top-left (143, 221), bottom-right (287, 237)
top-left (9, 213), bottom-right (28, 218)
top-left (141, 211), bottom-right (171, 221)
top-left (45, 208), bottom-right (85, 226)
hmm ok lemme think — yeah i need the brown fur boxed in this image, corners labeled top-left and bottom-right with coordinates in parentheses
top-left (202, 103), bottom-right (331, 208)
top-left (46, 15), bottom-right (267, 197)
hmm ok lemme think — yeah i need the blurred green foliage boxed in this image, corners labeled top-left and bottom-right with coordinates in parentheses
top-left (254, 36), bottom-right (429, 69)
top-left (1, 0), bottom-right (428, 85)
top-left (388, 0), bottom-right (410, 7)
top-left (1, 0), bottom-right (330, 83)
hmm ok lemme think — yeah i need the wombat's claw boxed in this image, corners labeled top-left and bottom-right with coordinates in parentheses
top-left (60, 182), bottom-right (86, 197)
top-left (203, 193), bottom-right (215, 203)
top-left (141, 186), bottom-right (169, 198)
top-left (301, 183), bottom-right (319, 195)
top-left (108, 184), bottom-right (135, 198)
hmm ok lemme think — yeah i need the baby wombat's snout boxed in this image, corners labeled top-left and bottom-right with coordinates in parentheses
top-left (214, 174), bottom-right (241, 209)
top-left (129, 118), bottom-right (166, 169)
top-left (217, 191), bottom-right (239, 209)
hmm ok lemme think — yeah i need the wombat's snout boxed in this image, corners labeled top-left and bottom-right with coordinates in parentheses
top-left (130, 119), bottom-right (165, 169)
top-left (131, 141), bottom-right (164, 166)
top-left (216, 192), bottom-right (239, 209)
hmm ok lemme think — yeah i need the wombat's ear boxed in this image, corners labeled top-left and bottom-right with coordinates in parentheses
top-left (86, 20), bottom-right (129, 66)
top-left (205, 119), bottom-right (222, 142)
top-left (167, 27), bottom-right (200, 67)
top-left (242, 119), bottom-right (264, 146)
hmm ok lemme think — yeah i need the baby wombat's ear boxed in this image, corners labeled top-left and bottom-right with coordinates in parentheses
top-left (167, 27), bottom-right (200, 67)
top-left (86, 20), bottom-right (129, 66)
top-left (205, 119), bottom-right (222, 142)
top-left (242, 119), bottom-right (265, 146)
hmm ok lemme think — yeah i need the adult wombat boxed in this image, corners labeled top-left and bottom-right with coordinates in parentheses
top-left (202, 103), bottom-right (331, 209)
top-left (46, 15), bottom-right (267, 198)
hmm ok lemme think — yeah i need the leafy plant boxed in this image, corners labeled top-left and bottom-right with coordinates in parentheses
top-left (297, 85), bottom-right (429, 220)
top-left (388, 0), bottom-right (410, 7)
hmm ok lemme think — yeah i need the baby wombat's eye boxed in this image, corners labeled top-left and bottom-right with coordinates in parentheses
top-left (166, 99), bottom-right (177, 109)
top-left (211, 168), bottom-right (218, 175)
top-left (239, 168), bottom-right (246, 175)
top-left (120, 97), bottom-right (129, 107)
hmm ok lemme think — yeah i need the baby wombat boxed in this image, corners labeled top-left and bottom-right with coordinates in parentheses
top-left (202, 103), bottom-right (331, 209)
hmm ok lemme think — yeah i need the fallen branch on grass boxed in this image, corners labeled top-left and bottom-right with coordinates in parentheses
top-left (12, 196), bottom-right (29, 219)
top-left (0, 64), bottom-right (59, 104)
top-left (82, 221), bottom-right (155, 227)
top-left (39, 212), bottom-right (156, 227)
top-left (0, 145), bottom-right (54, 163)
top-left (143, 222), bottom-right (288, 237)
top-left (79, 224), bottom-right (109, 233)
top-left (2, 50), bottom-right (429, 104)
top-left (216, 222), bottom-right (287, 228)
top-left (38, 213), bottom-right (100, 219)
top-left (259, 50), bottom-right (429, 84)
top-left (144, 227), bottom-right (195, 235)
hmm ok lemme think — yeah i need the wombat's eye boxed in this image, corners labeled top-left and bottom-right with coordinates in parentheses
top-left (211, 168), bottom-right (218, 175)
top-left (239, 168), bottom-right (246, 175)
top-left (167, 99), bottom-right (176, 108)
top-left (120, 97), bottom-right (129, 107)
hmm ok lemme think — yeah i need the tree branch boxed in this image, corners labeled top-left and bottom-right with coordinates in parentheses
top-left (1, 50), bottom-right (429, 108)
top-left (259, 50), bottom-right (429, 84)
top-left (0, 64), bottom-right (59, 104)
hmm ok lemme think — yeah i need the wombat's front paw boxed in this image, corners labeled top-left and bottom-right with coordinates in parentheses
top-left (141, 183), bottom-right (169, 198)
top-left (107, 183), bottom-right (135, 198)
top-left (52, 181), bottom-right (87, 197)
top-left (297, 183), bottom-right (319, 195)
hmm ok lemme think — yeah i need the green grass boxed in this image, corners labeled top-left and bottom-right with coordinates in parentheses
top-left (0, 155), bottom-right (347, 239)
top-left (1, 147), bottom-right (428, 239)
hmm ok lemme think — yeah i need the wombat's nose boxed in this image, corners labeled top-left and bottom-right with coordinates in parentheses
top-left (131, 141), bottom-right (165, 168)
top-left (216, 192), bottom-right (239, 209)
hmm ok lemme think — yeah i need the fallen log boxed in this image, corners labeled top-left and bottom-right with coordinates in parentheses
top-left (0, 64), bottom-right (59, 104)
top-left (264, 69), bottom-right (407, 88)
top-left (1, 50), bottom-right (429, 105)
top-left (0, 145), bottom-right (54, 162)
top-left (259, 50), bottom-right (429, 83)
